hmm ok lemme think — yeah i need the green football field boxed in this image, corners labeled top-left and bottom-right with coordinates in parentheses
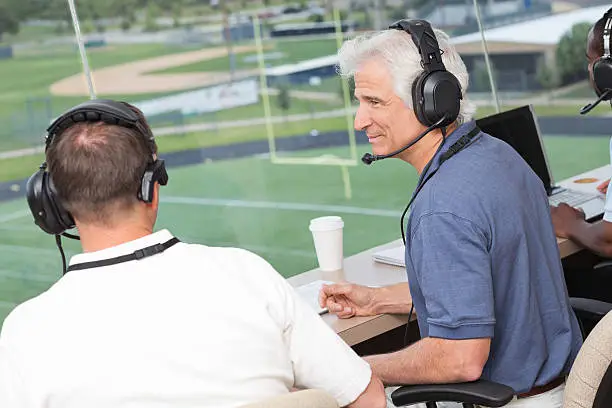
top-left (0, 136), bottom-right (609, 324)
top-left (0, 37), bottom-right (342, 151)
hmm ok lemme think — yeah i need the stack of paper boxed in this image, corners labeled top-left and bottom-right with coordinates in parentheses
top-left (372, 245), bottom-right (405, 267)
top-left (295, 280), bottom-right (333, 315)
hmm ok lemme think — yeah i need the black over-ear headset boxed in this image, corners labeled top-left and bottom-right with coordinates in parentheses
top-left (26, 99), bottom-right (169, 237)
top-left (361, 19), bottom-right (463, 165)
top-left (592, 9), bottom-right (612, 98)
top-left (390, 19), bottom-right (462, 127)
top-left (582, 9), bottom-right (612, 114)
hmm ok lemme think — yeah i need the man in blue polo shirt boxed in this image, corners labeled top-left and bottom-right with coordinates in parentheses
top-left (319, 20), bottom-right (582, 407)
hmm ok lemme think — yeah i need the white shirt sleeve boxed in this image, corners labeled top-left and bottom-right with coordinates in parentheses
top-left (281, 283), bottom-right (372, 407)
top-left (237, 250), bottom-right (372, 407)
top-left (603, 185), bottom-right (612, 222)
top-left (0, 342), bottom-right (29, 407)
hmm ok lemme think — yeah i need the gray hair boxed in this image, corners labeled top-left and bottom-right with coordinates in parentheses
top-left (337, 27), bottom-right (476, 124)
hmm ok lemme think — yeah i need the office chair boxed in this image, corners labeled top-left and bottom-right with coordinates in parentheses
top-left (390, 379), bottom-right (514, 407)
top-left (390, 298), bottom-right (612, 408)
top-left (565, 260), bottom-right (612, 314)
top-left (564, 298), bottom-right (612, 408)
top-left (238, 389), bottom-right (339, 408)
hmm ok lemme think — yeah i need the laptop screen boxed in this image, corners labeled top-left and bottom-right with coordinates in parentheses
top-left (476, 105), bottom-right (553, 194)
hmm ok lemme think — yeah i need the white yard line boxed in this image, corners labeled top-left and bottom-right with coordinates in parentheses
top-left (0, 243), bottom-right (71, 255)
top-left (0, 146), bottom-right (44, 160)
top-left (0, 224), bottom-right (37, 232)
top-left (0, 300), bottom-right (16, 310)
top-left (0, 209), bottom-right (31, 223)
top-left (161, 196), bottom-right (401, 217)
top-left (0, 269), bottom-right (58, 283)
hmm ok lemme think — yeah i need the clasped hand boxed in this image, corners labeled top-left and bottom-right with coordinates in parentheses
top-left (318, 282), bottom-right (377, 319)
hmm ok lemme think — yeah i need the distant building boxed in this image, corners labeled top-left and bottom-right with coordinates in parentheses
top-left (264, 5), bottom-right (610, 93)
top-left (419, 0), bottom-right (552, 32)
top-left (451, 4), bottom-right (609, 91)
top-left (270, 21), bottom-right (356, 38)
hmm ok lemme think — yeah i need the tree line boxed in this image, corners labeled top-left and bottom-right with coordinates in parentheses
top-left (0, 0), bottom-right (216, 39)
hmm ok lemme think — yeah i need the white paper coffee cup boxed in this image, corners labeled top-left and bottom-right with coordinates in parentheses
top-left (309, 216), bottom-right (344, 271)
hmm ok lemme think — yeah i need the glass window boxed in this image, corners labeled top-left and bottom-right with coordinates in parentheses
top-left (0, 0), bottom-right (89, 323)
top-left (463, 0), bottom-right (610, 179)
top-left (1, 0), bottom-right (609, 327)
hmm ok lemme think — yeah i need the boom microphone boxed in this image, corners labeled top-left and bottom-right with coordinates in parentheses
top-left (580, 89), bottom-right (612, 115)
top-left (361, 115), bottom-right (448, 165)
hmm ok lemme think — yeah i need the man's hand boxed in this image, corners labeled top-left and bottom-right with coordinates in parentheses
top-left (319, 283), bottom-right (378, 319)
top-left (550, 203), bottom-right (586, 238)
top-left (598, 178), bottom-right (610, 194)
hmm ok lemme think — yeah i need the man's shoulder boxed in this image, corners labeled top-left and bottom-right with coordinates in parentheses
top-left (428, 133), bottom-right (538, 197)
top-left (179, 241), bottom-right (270, 266)
top-left (177, 242), bottom-right (281, 282)
top-left (445, 132), bottom-right (523, 173)
top-left (414, 134), bottom-right (540, 227)
top-left (165, 231), bottom-right (268, 266)
top-left (0, 290), bottom-right (51, 343)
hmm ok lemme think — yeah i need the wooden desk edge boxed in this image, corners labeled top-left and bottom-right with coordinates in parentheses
top-left (335, 313), bottom-right (411, 346)
top-left (557, 236), bottom-right (583, 259)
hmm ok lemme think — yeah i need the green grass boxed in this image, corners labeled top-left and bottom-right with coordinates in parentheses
top-left (151, 38), bottom-right (339, 75)
top-left (0, 153), bottom-right (45, 182)
top-left (1, 97), bottom-right (609, 183)
top-left (556, 82), bottom-right (595, 99)
top-left (0, 42), bottom-right (203, 150)
top-left (197, 94), bottom-right (337, 123)
top-left (0, 114), bottom-right (348, 182)
top-left (0, 43), bottom-right (192, 106)
top-left (2, 24), bottom-right (66, 45)
top-left (472, 102), bottom-right (611, 118)
top-left (156, 115), bottom-right (348, 152)
top-left (0, 37), bottom-right (342, 152)
top-left (151, 94), bottom-right (338, 128)
top-left (0, 135), bottom-right (609, 324)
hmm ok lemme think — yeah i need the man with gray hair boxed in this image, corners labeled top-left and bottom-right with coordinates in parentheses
top-left (320, 20), bottom-right (581, 407)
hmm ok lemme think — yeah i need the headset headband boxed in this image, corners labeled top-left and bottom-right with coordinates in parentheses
top-left (45, 99), bottom-right (155, 155)
top-left (389, 19), bottom-right (445, 73)
top-left (604, 12), bottom-right (612, 59)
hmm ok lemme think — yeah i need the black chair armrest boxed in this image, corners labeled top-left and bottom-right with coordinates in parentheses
top-left (570, 297), bottom-right (612, 321)
top-left (593, 260), bottom-right (612, 271)
top-left (593, 260), bottom-right (612, 273)
top-left (390, 380), bottom-right (514, 407)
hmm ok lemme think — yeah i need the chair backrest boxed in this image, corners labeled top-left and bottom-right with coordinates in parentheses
top-left (564, 311), bottom-right (612, 407)
top-left (238, 389), bottom-right (340, 408)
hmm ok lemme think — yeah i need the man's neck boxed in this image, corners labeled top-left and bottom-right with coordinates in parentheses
top-left (400, 123), bottom-right (458, 174)
top-left (77, 223), bottom-right (154, 253)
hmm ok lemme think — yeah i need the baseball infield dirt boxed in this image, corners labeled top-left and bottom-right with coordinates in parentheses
top-left (50, 44), bottom-right (262, 96)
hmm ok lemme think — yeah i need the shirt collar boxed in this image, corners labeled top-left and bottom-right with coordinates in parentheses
top-left (68, 229), bottom-right (175, 267)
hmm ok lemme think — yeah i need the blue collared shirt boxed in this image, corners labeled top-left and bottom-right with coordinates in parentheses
top-left (405, 121), bottom-right (582, 393)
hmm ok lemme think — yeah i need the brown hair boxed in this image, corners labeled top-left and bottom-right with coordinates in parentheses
top-left (45, 103), bottom-right (156, 225)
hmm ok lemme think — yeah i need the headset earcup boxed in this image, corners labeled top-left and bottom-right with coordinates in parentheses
top-left (26, 168), bottom-right (74, 235)
top-left (593, 58), bottom-right (612, 98)
top-left (421, 71), bottom-right (462, 127)
top-left (46, 175), bottom-right (75, 231)
top-left (412, 73), bottom-right (430, 126)
top-left (26, 168), bottom-right (48, 231)
top-left (139, 160), bottom-right (168, 203)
